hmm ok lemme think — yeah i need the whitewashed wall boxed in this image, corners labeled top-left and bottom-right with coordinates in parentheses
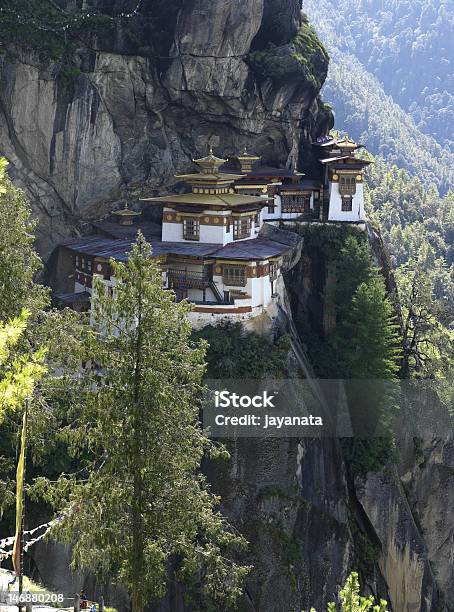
top-left (328, 183), bottom-right (365, 222)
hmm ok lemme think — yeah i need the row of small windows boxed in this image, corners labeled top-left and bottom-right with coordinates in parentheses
top-left (281, 195), bottom-right (311, 214)
top-left (192, 187), bottom-right (230, 194)
top-left (223, 265), bottom-right (247, 287)
top-left (339, 176), bottom-right (357, 196)
top-left (233, 217), bottom-right (251, 240)
top-left (182, 216), bottom-right (259, 241)
top-left (183, 219), bottom-right (200, 240)
top-left (75, 256), bottom-right (92, 271)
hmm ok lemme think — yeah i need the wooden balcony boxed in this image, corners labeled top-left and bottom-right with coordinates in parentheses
top-left (167, 267), bottom-right (211, 290)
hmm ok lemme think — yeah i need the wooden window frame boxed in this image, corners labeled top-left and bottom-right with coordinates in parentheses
top-left (281, 194), bottom-right (311, 214)
top-left (233, 217), bottom-right (251, 240)
top-left (341, 196), bottom-right (353, 212)
top-left (183, 218), bottom-right (200, 241)
top-left (222, 265), bottom-right (247, 287)
top-left (339, 175), bottom-right (356, 196)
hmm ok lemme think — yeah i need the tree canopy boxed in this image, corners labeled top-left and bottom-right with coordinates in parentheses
top-left (34, 235), bottom-right (250, 611)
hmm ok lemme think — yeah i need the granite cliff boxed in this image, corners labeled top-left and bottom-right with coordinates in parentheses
top-left (0, 0), bottom-right (331, 258)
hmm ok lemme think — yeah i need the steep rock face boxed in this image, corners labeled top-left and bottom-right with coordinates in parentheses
top-left (399, 436), bottom-right (454, 610)
top-left (0, 0), bottom-right (330, 257)
top-left (356, 469), bottom-right (439, 611)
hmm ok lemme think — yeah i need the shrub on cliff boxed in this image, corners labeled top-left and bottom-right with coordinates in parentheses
top-left (310, 571), bottom-right (388, 611)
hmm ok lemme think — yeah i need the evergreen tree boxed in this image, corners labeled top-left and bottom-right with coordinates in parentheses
top-left (35, 234), bottom-right (249, 611)
top-left (0, 157), bottom-right (86, 526)
top-left (0, 158), bottom-right (48, 322)
top-left (341, 277), bottom-right (400, 380)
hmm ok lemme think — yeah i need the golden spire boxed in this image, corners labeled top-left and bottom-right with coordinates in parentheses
top-left (113, 202), bottom-right (141, 226)
top-left (237, 146), bottom-right (261, 174)
top-left (193, 146), bottom-right (227, 174)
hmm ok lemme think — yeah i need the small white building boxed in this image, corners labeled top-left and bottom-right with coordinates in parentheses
top-left (232, 137), bottom-right (371, 225)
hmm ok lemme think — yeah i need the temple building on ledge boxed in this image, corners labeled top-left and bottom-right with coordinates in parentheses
top-left (53, 136), bottom-right (371, 327)
top-left (232, 136), bottom-right (371, 224)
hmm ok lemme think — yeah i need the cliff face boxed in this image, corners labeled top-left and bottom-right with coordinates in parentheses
top-left (0, 0), bottom-right (331, 257)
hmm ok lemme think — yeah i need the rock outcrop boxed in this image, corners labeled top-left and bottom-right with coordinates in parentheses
top-left (0, 0), bottom-right (331, 257)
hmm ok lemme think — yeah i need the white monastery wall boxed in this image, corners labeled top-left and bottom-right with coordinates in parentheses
top-left (328, 183), bottom-right (365, 222)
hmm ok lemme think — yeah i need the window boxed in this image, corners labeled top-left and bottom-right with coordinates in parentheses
top-left (341, 196), bottom-right (353, 212)
top-left (223, 265), bottom-right (247, 287)
top-left (233, 217), bottom-right (251, 240)
top-left (281, 195), bottom-right (311, 213)
top-left (267, 202), bottom-right (275, 214)
top-left (269, 261), bottom-right (279, 281)
top-left (339, 176), bottom-right (356, 196)
top-left (254, 212), bottom-right (260, 225)
top-left (183, 218), bottom-right (200, 240)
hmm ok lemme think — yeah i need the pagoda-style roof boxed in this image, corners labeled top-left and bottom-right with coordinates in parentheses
top-left (112, 204), bottom-right (141, 225)
top-left (238, 165), bottom-right (304, 179)
top-left (237, 147), bottom-right (261, 162)
top-left (192, 148), bottom-right (228, 174)
top-left (141, 192), bottom-right (270, 208)
top-left (335, 138), bottom-right (363, 151)
top-left (320, 156), bottom-right (372, 166)
top-left (174, 172), bottom-right (244, 182)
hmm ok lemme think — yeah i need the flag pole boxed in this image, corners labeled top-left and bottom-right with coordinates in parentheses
top-left (13, 398), bottom-right (28, 611)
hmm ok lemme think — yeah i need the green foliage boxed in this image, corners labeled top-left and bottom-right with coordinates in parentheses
top-left (33, 235), bottom-right (250, 611)
top-left (310, 571), bottom-right (388, 611)
top-left (365, 157), bottom-right (454, 377)
top-left (294, 227), bottom-right (400, 475)
top-left (0, 157), bottom-right (87, 525)
top-left (297, 226), bottom-right (401, 381)
top-left (0, 0), bottom-right (116, 59)
top-left (291, 19), bottom-right (329, 89)
top-left (0, 158), bottom-right (48, 321)
top-left (267, 523), bottom-right (305, 590)
top-left (341, 438), bottom-right (394, 478)
top-left (305, 0), bottom-right (454, 153)
top-left (304, 1), bottom-right (454, 194)
top-left (341, 278), bottom-right (400, 380)
top-left (194, 322), bottom-right (290, 379)
top-left (248, 16), bottom-right (328, 90)
top-left (0, 311), bottom-right (47, 424)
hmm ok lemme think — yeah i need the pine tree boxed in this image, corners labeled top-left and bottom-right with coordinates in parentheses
top-left (35, 234), bottom-right (250, 611)
top-left (341, 277), bottom-right (400, 380)
top-left (0, 158), bottom-right (48, 322)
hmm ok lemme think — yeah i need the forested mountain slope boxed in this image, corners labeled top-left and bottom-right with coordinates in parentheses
top-left (304, 0), bottom-right (454, 194)
top-left (304, 0), bottom-right (454, 152)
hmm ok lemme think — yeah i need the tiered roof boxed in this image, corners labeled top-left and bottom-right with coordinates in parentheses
top-left (142, 148), bottom-right (270, 209)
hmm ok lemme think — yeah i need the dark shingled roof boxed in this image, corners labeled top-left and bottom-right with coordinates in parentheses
top-left (92, 221), bottom-right (161, 240)
top-left (211, 238), bottom-right (292, 260)
top-left (245, 166), bottom-right (303, 178)
top-left (62, 233), bottom-right (293, 263)
top-left (54, 291), bottom-right (91, 305)
top-left (279, 181), bottom-right (320, 191)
